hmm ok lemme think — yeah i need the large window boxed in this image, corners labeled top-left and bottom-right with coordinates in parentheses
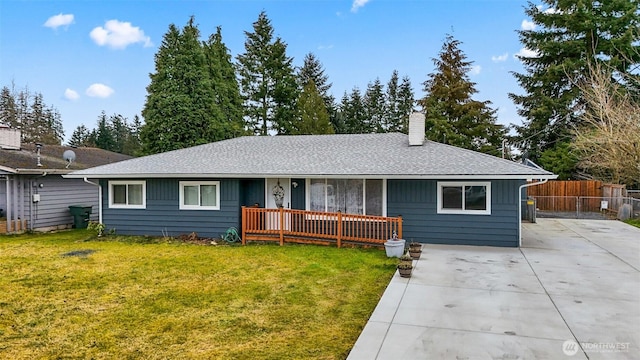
top-left (179, 181), bottom-right (220, 210)
top-left (308, 179), bottom-right (384, 216)
top-left (109, 181), bottom-right (146, 209)
top-left (437, 181), bottom-right (491, 215)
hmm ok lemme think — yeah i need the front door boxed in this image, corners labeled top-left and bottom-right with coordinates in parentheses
top-left (266, 178), bottom-right (291, 209)
top-left (265, 178), bottom-right (291, 230)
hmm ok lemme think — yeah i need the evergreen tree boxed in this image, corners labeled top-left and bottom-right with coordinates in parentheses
top-left (270, 39), bottom-right (299, 135)
top-left (68, 125), bottom-right (93, 147)
top-left (510, 0), bottom-right (640, 166)
top-left (293, 80), bottom-right (334, 135)
top-left (141, 17), bottom-right (221, 154)
top-left (0, 86), bottom-right (16, 126)
top-left (397, 75), bottom-right (415, 133)
top-left (340, 88), bottom-right (368, 134)
top-left (237, 11), bottom-right (299, 135)
top-left (0, 84), bottom-right (63, 144)
top-left (298, 53), bottom-right (333, 106)
top-left (122, 115), bottom-right (143, 156)
top-left (94, 111), bottom-right (116, 152)
top-left (203, 26), bottom-right (245, 139)
top-left (363, 78), bottom-right (386, 133)
top-left (418, 34), bottom-right (505, 155)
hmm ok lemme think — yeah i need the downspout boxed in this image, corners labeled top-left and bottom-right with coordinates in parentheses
top-left (84, 178), bottom-right (102, 224)
top-left (518, 178), bottom-right (548, 247)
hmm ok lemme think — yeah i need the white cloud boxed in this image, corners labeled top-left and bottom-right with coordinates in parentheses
top-left (351, 0), bottom-right (371, 13)
top-left (86, 83), bottom-right (114, 98)
top-left (521, 19), bottom-right (536, 31)
top-left (90, 20), bottom-right (152, 49)
top-left (544, 7), bottom-right (560, 14)
top-left (44, 13), bottom-right (74, 29)
top-left (317, 44), bottom-right (334, 50)
top-left (491, 53), bottom-right (509, 62)
top-left (514, 48), bottom-right (540, 60)
top-left (470, 65), bottom-right (481, 75)
top-left (64, 88), bottom-right (79, 101)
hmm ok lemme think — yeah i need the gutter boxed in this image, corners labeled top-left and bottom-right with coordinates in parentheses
top-left (518, 178), bottom-right (549, 247)
top-left (83, 178), bottom-right (102, 224)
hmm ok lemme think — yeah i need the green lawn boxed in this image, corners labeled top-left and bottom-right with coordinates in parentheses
top-left (0, 230), bottom-right (397, 359)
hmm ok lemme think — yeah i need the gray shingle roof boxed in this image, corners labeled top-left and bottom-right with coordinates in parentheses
top-left (65, 133), bottom-right (556, 179)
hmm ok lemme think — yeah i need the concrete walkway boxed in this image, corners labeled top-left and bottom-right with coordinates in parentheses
top-left (347, 219), bottom-right (640, 360)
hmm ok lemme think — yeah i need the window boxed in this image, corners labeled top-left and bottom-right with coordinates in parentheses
top-left (179, 181), bottom-right (220, 210)
top-left (308, 179), bottom-right (384, 216)
top-left (109, 181), bottom-right (146, 209)
top-left (437, 181), bottom-right (491, 215)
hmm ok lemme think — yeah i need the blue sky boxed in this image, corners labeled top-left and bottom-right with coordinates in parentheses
top-left (0, 0), bottom-right (541, 143)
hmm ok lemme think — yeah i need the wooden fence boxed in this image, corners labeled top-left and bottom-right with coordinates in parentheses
top-left (527, 180), bottom-right (628, 213)
top-left (241, 206), bottom-right (402, 247)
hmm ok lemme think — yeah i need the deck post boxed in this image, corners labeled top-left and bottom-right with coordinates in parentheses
top-left (279, 206), bottom-right (284, 246)
top-left (398, 215), bottom-right (403, 239)
top-left (241, 206), bottom-right (247, 245)
top-left (336, 211), bottom-right (342, 248)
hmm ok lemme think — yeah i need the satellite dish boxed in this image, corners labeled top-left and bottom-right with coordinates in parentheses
top-left (63, 150), bottom-right (76, 168)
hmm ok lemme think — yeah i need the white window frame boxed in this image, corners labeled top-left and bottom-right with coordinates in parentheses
top-left (179, 181), bottom-right (220, 210)
top-left (108, 180), bottom-right (146, 209)
top-left (437, 181), bottom-right (491, 215)
top-left (305, 178), bottom-right (386, 216)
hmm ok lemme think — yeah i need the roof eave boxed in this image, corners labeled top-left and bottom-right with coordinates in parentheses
top-left (64, 173), bottom-right (558, 180)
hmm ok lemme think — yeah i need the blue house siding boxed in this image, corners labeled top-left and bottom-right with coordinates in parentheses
top-left (101, 178), bottom-right (240, 238)
top-left (387, 179), bottom-right (522, 247)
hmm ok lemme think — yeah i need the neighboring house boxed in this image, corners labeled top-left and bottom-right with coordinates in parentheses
top-left (65, 115), bottom-right (557, 247)
top-left (0, 127), bottom-right (132, 233)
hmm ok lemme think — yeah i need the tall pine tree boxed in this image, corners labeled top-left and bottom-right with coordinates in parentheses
top-left (141, 17), bottom-right (222, 154)
top-left (293, 80), bottom-right (334, 135)
top-left (364, 78), bottom-right (386, 133)
top-left (419, 34), bottom-right (505, 156)
top-left (203, 26), bottom-right (245, 139)
top-left (510, 0), bottom-right (640, 166)
top-left (237, 11), bottom-right (299, 135)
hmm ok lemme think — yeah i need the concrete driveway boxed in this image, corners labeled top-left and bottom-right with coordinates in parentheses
top-left (347, 219), bottom-right (640, 360)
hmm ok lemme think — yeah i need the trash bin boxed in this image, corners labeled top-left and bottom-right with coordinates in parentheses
top-left (69, 205), bottom-right (93, 229)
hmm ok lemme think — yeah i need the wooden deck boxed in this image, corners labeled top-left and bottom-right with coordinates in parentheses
top-left (241, 207), bottom-right (402, 247)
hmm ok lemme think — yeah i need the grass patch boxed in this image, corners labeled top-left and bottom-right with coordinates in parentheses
top-left (624, 218), bottom-right (640, 228)
top-left (0, 230), bottom-right (396, 359)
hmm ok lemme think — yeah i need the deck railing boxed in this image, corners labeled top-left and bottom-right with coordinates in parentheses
top-left (241, 206), bottom-right (402, 247)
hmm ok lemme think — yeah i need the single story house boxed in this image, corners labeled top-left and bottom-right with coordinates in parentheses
top-left (1, 127), bottom-right (132, 233)
top-left (65, 114), bottom-right (557, 247)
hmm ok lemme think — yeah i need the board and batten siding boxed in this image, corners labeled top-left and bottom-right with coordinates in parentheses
top-left (101, 178), bottom-right (240, 238)
top-left (387, 179), bottom-right (523, 247)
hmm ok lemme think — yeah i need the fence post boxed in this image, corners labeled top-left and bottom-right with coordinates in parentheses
top-left (279, 206), bottom-right (284, 246)
top-left (336, 211), bottom-right (342, 248)
top-left (576, 197), bottom-right (579, 219)
top-left (398, 215), bottom-right (403, 239)
top-left (241, 206), bottom-right (246, 245)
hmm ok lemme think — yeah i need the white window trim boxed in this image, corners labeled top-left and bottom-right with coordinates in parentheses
top-left (108, 180), bottom-right (146, 209)
top-left (305, 178), bottom-right (387, 216)
top-left (179, 181), bottom-right (220, 210)
top-left (437, 181), bottom-right (491, 215)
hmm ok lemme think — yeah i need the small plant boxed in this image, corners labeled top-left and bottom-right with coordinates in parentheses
top-left (87, 221), bottom-right (106, 237)
top-left (397, 261), bottom-right (413, 278)
top-left (399, 253), bottom-right (413, 266)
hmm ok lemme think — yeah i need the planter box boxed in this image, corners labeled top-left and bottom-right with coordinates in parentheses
top-left (0, 219), bottom-right (27, 234)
